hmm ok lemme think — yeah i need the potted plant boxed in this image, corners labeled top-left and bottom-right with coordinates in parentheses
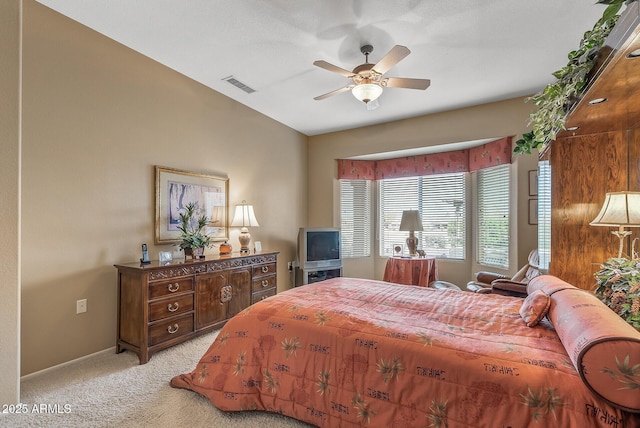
top-left (177, 202), bottom-right (213, 259)
top-left (594, 257), bottom-right (640, 331)
top-left (514, 0), bottom-right (634, 155)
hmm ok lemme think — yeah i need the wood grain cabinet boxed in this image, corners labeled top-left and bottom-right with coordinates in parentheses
top-left (114, 251), bottom-right (277, 364)
top-left (548, 4), bottom-right (640, 289)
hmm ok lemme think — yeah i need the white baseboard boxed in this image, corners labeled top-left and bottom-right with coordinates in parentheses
top-left (20, 347), bottom-right (116, 382)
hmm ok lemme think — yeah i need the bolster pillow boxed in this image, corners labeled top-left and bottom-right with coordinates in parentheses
top-left (528, 275), bottom-right (640, 413)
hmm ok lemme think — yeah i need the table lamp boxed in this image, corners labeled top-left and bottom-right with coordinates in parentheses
top-left (399, 210), bottom-right (423, 257)
top-left (230, 200), bottom-right (260, 253)
top-left (590, 191), bottom-right (640, 258)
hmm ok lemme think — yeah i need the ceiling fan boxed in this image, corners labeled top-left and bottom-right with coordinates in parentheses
top-left (313, 44), bottom-right (430, 110)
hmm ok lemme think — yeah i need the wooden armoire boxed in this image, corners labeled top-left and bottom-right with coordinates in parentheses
top-left (548, 3), bottom-right (640, 290)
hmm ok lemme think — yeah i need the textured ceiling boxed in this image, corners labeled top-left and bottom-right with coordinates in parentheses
top-left (36, 0), bottom-right (607, 137)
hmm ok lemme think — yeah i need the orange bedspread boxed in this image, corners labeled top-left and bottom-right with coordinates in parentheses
top-left (171, 277), bottom-right (639, 427)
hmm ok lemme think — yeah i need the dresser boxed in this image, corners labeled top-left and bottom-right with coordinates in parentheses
top-left (114, 251), bottom-right (277, 364)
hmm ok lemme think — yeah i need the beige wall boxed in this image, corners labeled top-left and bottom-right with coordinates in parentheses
top-left (19, 1), bottom-right (307, 375)
top-left (307, 99), bottom-right (539, 287)
top-left (0, 0), bottom-right (22, 404)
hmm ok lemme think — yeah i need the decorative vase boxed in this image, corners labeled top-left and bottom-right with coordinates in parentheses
top-left (219, 241), bottom-right (232, 256)
top-left (193, 247), bottom-right (204, 259)
top-left (183, 247), bottom-right (193, 259)
top-left (184, 247), bottom-right (204, 260)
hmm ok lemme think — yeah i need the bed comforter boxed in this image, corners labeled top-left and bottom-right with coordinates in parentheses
top-left (171, 277), bottom-right (639, 427)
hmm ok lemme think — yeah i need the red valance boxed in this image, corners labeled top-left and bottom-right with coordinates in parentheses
top-left (337, 159), bottom-right (376, 180)
top-left (337, 137), bottom-right (512, 180)
top-left (469, 137), bottom-right (512, 172)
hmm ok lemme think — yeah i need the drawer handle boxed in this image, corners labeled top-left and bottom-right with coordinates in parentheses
top-left (168, 283), bottom-right (180, 293)
top-left (220, 285), bottom-right (233, 303)
top-left (261, 295), bottom-right (268, 301)
top-left (168, 302), bottom-right (179, 312)
top-left (167, 323), bottom-right (179, 334)
top-left (261, 266), bottom-right (269, 273)
top-left (261, 279), bottom-right (269, 288)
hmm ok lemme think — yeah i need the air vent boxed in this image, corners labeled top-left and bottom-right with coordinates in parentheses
top-left (222, 75), bottom-right (256, 94)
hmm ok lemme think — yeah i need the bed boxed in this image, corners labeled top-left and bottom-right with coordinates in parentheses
top-left (171, 275), bottom-right (640, 427)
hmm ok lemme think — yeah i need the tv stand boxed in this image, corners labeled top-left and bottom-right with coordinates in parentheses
top-left (298, 267), bottom-right (342, 286)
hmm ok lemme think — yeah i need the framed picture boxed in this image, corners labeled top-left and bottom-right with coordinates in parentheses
top-left (155, 166), bottom-right (229, 244)
top-left (529, 170), bottom-right (538, 196)
top-left (393, 243), bottom-right (404, 257)
top-left (158, 251), bottom-right (173, 264)
top-left (528, 199), bottom-right (538, 225)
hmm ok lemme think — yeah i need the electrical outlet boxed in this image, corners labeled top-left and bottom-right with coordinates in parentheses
top-left (76, 299), bottom-right (87, 314)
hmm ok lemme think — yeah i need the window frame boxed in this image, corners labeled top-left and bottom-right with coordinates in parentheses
top-left (476, 164), bottom-right (511, 269)
top-left (378, 173), bottom-right (466, 260)
top-left (339, 179), bottom-right (371, 258)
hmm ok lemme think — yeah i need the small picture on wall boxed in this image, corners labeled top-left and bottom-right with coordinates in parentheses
top-left (529, 170), bottom-right (538, 196)
top-left (529, 199), bottom-right (538, 225)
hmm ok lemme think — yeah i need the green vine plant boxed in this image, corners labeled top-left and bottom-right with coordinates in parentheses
top-left (514, 0), bottom-right (637, 155)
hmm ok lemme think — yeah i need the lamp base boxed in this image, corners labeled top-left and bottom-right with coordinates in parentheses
top-left (406, 231), bottom-right (418, 257)
top-left (238, 228), bottom-right (251, 254)
top-left (612, 227), bottom-right (633, 258)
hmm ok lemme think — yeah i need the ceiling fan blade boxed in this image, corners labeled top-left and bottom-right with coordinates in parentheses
top-left (314, 85), bottom-right (354, 100)
top-left (372, 45), bottom-right (410, 75)
top-left (313, 60), bottom-right (355, 78)
top-left (383, 77), bottom-right (431, 90)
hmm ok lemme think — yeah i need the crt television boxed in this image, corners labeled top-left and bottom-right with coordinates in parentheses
top-left (298, 227), bottom-right (342, 270)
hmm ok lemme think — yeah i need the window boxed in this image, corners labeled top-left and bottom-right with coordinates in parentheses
top-left (379, 173), bottom-right (466, 259)
top-left (477, 164), bottom-right (510, 268)
top-left (339, 179), bottom-right (371, 258)
top-left (537, 161), bottom-right (551, 270)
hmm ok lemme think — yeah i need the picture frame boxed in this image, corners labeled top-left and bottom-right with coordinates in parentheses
top-left (529, 170), bottom-right (538, 196)
top-left (158, 251), bottom-right (173, 264)
top-left (528, 199), bottom-right (538, 225)
top-left (254, 241), bottom-right (262, 253)
top-left (393, 243), bottom-right (404, 257)
top-left (155, 166), bottom-right (229, 244)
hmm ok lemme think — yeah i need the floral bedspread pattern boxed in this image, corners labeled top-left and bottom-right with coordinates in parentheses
top-left (171, 277), bottom-right (639, 427)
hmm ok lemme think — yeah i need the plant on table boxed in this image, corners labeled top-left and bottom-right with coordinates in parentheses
top-left (177, 202), bottom-right (213, 257)
top-left (594, 257), bottom-right (640, 331)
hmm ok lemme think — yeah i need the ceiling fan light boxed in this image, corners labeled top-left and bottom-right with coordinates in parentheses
top-left (366, 99), bottom-right (380, 111)
top-left (352, 83), bottom-right (383, 103)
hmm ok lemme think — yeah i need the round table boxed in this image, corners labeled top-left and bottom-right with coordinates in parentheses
top-left (382, 256), bottom-right (438, 287)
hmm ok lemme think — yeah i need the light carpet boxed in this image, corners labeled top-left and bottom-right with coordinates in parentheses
top-left (2, 330), bottom-right (312, 428)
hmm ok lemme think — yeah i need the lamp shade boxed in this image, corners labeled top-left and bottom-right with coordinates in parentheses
top-left (352, 83), bottom-right (383, 103)
top-left (590, 191), bottom-right (640, 227)
top-left (399, 210), bottom-right (423, 231)
top-left (230, 201), bottom-right (260, 228)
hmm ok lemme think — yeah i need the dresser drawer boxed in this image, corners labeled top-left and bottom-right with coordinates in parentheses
top-left (149, 277), bottom-right (194, 300)
top-left (148, 313), bottom-right (194, 346)
top-left (252, 288), bottom-right (276, 304)
top-left (253, 263), bottom-right (276, 277)
top-left (148, 294), bottom-right (194, 322)
top-left (252, 274), bottom-right (276, 293)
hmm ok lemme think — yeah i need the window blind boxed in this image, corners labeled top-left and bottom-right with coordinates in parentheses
top-left (379, 173), bottom-right (466, 259)
top-left (477, 164), bottom-right (510, 269)
top-left (537, 161), bottom-right (551, 270)
top-left (339, 179), bottom-right (371, 258)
